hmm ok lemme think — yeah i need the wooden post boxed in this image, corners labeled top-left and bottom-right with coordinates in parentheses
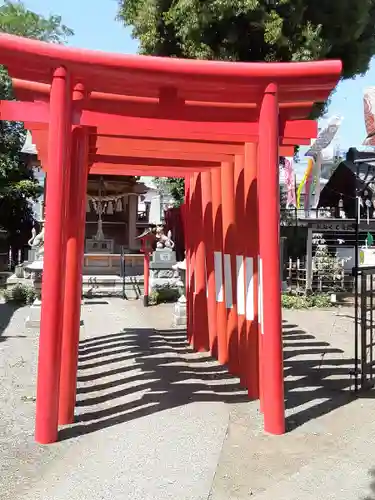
top-left (221, 161), bottom-right (239, 374)
top-left (211, 167), bottom-right (228, 364)
top-left (258, 84), bottom-right (285, 435)
top-left (306, 227), bottom-right (313, 291)
top-left (35, 67), bottom-right (71, 444)
top-left (59, 85), bottom-right (89, 426)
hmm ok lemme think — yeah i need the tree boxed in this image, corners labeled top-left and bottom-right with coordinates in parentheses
top-left (153, 176), bottom-right (185, 206)
top-left (0, 0), bottom-right (73, 43)
top-left (117, 0), bottom-right (375, 205)
top-left (0, 1), bottom-right (73, 256)
top-left (117, 0), bottom-right (375, 79)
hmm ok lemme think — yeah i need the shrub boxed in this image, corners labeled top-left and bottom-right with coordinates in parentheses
top-left (281, 292), bottom-right (334, 310)
top-left (149, 284), bottom-right (180, 305)
top-left (3, 283), bottom-right (36, 305)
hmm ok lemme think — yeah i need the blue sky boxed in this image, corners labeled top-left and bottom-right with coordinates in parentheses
top-left (23, 0), bottom-right (375, 155)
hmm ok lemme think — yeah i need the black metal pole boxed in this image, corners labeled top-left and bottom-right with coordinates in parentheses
top-left (121, 246), bottom-right (126, 300)
top-left (352, 151), bottom-right (375, 390)
top-left (354, 160), bottom-right (360, 391)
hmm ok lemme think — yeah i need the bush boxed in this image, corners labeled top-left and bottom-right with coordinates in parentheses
top-left (282, 292), bottom-right (334, 310)
top-left (3, 283), bottom-right (36, 305)
top-left (149, 285), bottom-right (180, 305)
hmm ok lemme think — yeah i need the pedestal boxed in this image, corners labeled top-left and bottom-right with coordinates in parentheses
top-left (24, 259), bottom-right (43, 330)
top-left (25, 298), bottom-right (42, 329)
top-left (149, 249), bottom-right (178, 292)
top-left (173, 296), bottom-right (187, 326)
top-left (172, 259), bottom-right (187, 326)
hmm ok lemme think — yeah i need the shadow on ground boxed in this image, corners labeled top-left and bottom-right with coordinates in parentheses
top-left (364, 469), bottom-right (375, 500)
top-left (59, 316), bottom-right (372, 440)
top-left (0, 302), bottom-right (23, 342)
top-left (59, 328), bottom-right (248, 441)
top-left (283, 319), bottom-right (359, 430)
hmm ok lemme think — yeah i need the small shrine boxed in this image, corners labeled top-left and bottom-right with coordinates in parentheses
top-left (83, 174), bottom-right (147, 274)
top-left (20, 133), bottom-right (152, 278)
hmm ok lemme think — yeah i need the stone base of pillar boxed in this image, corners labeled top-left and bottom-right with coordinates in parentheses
top-left (25, 300), bottom-right (85, 330)
top-left (25, 298), bottom-right (42, 329)
top-left (173, 296), bottom-right (187, 326)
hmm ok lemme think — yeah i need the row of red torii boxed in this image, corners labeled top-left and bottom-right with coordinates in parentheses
top-left (0, 34), bottom-right (342, 444)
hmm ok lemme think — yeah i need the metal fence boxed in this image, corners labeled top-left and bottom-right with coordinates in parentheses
top-left (285, 256), bottom-right (351, 292)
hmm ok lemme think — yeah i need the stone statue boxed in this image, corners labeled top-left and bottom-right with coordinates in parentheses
top-left (25, 223), bottom-right (45, 309)
top-left (28, 223), bottom-right (45, 260)
top-left (155, 226), bottom-right (175, 250)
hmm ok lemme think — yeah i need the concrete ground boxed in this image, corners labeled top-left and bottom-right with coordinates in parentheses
top-left (210, 307), bottom-right (375, 500)
top-left (1, 300), bottom-right (375, 499)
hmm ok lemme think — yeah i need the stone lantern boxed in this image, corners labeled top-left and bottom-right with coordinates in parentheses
top-left (172, 256), bottom-right (187, 326)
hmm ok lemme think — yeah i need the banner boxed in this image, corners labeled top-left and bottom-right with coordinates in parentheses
top-left (363, 87), bottom-right (375, 146)
top-left (305, 115), bottom-right (343, 158)
top-left (298, 158), bottom-right (314, 209)
top-left (281, 157), bottom-right (296, 207)
top-left (301, 115), bottom-right (342, 209)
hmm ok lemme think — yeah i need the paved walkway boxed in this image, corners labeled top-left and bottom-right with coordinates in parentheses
top-left (1, 300), bottom-right (375, 499)
top-left (210, 307), bottom-right (375, 499)
top-left (0, 299), bottom-right (248, 500)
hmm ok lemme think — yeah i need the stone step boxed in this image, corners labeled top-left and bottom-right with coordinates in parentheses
top-left (7, 273), bottom-right (145, 299)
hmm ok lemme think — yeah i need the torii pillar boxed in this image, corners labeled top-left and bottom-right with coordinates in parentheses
top-left (258, 84), bottom-right (285, 434)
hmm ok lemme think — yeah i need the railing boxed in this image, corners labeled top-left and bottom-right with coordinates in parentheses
top-left (280, 207), bottom-right (347, 222)
top-left (353, 265), bottom-right (375, 391)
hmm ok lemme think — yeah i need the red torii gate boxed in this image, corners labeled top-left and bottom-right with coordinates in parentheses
top-left (16, 95), bottom-right (316, 407)
top-left (0, 34), bottom-right (341, 444)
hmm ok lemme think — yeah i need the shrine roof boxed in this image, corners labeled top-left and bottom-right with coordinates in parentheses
top-left (0, 34), bottom-right (341, 105)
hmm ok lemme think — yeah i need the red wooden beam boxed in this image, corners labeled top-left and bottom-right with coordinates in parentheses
top-left (0, 100), bottom-right (48, 122)
top-left (0, 101), bottom-right (316, 144)
top-left (28, 122), bottom-right (298, 172)
top-left (29, 126), bottom-right (297, 168)
top-left (12, 78), bottom-right (318, 122)
top-left (93, 136), bottom-right (243, 155)
top-left (34, 147), bottom-right (204, 177)
top-left (32, 142), bottom-right (296, 176)
top-left (24, 117), bottom-right (312, 147)
top-left (90, 155), bottom-right (219, 168)
top-left (0, 35), bottom-right (341, 97)
top-left (89, 165), bottom-right (194, 177)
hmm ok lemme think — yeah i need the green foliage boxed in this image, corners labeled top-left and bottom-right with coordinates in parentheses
top-left (117, 0), bottom-right (374, 202)
top-left (116, 0), bottom-right (375, 80)
top-left (3, 282), bottom-right (36, 305)
top-left (0, 1), bottom-right (73, 43)
top-left (149, 284), bottom-right (180, 304)
top-left (312, 233), bottom-right (347, 291)
top-left (153, 177), bottom-right (185, 206)
top-left (0, 1), bottom-right (73, 248)
top-left (282, 292), bottom-right (334, 309)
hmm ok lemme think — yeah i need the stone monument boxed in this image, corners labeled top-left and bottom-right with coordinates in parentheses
top-left (25, 223), bottom-right (44, 329)
top-left (149, 226), bottom-right (178, 293)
